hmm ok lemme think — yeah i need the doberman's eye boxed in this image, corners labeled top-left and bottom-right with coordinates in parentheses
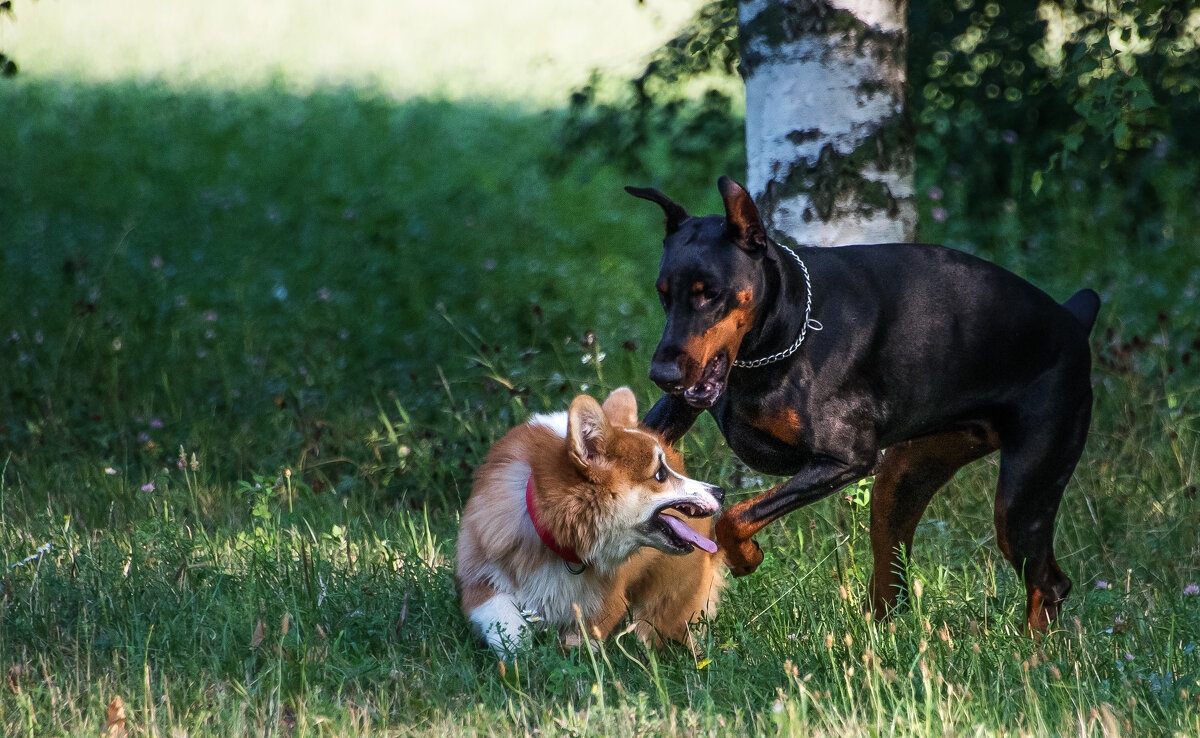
top-left (695, 287), bottom-right (722, 306)
top-left (654, 462), bottom-right (668, 483)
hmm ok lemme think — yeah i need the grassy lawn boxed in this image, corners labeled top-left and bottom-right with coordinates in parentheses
top-left (1, 2), bottom-right (1199, 735)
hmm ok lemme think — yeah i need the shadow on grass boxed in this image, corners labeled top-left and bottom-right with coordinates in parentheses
top-left (0, 79), bottom-right (743, 516)
top-left (0, 78), bottom-right (752, 727)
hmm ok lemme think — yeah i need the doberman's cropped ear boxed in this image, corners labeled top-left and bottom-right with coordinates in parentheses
top-left (568, 394), bottom-right (612, 473)
top-left (718, 176), bottom-right (768, 254)
top-left (601, 387), bottom-right (638, 428)
top-left (624, 186), bottom-right (690, 236)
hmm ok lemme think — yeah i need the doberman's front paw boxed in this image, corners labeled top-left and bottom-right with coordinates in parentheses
top-left (727, 539), bottom-right (763, 577)
top-left (716, 516), bottom-right (763, 577)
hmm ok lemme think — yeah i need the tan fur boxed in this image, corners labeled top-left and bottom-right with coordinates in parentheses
top-left (605, 514), bottom-right (723, 647)
top-left (456, 388), bottom-right (724, 654)
top-left (753, 406), bottom-right (803, 446)
top-left (681, 291), bottom-right (755, 383)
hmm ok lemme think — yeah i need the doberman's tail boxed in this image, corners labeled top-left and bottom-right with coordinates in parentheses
top-left (1062, 289), bottom-right (1101, 333)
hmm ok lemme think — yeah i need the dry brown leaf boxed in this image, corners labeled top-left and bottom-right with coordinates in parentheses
top-left (105, 695), bottom-right (127, 738)
top-left (7, 664), bottom-right (26, 693)
top-left (250, 620), bottom-right (265, 649)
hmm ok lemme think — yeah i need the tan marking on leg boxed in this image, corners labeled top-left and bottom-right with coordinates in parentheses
top-left (869, 428), bottom-right (1000, 619)
top-left (1026, 587), bottom-right (1049, 634)
top-left (751, 407), bottom-right (803, 446)
top-left (714, 489), bottom-right (778, 576)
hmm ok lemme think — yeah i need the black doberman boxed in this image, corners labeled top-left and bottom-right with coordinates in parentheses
top-left (627, 177), bottom-right (1099, 632)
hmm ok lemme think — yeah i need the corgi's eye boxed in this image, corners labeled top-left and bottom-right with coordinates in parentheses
top-left (654, 463), bottom-right (668, 483)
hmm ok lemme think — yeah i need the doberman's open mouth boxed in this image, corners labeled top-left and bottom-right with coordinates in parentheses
top-left (683, 351), bottom-right (729, 408)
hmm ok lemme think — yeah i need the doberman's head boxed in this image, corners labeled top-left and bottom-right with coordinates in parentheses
top-left (625, 177), bottom-right (770, 408)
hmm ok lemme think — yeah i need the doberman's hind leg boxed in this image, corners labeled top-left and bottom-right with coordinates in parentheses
top-left (869, 427), bottom-right (999, 620)
top-left (994, 385), bottom-right (1092, 633)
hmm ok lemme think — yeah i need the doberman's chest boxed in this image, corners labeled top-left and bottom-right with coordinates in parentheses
top-left (712, 395), bottom-right (814, 477)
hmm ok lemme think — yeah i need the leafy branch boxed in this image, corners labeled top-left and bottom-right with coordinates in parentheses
top-left (1, 1), bottom-right (18, 78)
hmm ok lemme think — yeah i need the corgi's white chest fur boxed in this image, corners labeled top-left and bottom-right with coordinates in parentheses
top-left (514, 561), bottom-right (604, 625)
top-left (471, 527), bottom-right (607, 625)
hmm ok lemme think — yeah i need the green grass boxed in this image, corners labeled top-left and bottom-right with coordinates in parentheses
top-left (2, 2), bottom-right (1200, 735)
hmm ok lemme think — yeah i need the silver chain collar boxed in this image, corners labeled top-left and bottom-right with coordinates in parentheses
top-left (731, 242), bottom-right (823, 369)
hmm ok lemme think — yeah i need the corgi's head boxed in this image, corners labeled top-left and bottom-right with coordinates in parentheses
top-left (535, 388), bottom-right (723, 570)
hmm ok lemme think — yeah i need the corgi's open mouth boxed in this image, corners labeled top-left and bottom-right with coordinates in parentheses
top-left (683, 351), bottom-right (729, 408)
top-left (648, 502), bottom-right (718, 555)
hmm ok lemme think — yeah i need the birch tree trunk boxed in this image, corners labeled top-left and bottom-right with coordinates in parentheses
top-left (740, 0), bottom-right (915, 246)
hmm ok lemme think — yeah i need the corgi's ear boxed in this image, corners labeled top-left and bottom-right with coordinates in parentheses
top-left (601, 387), bottom-right (638, 428)
top-left (568, 394), bottom-right (611, 471)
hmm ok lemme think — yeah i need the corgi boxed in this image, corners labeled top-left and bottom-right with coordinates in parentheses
top-left (456, 387), bottom-right (724, 656)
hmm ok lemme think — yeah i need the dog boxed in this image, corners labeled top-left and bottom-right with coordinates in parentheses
top-left (456, 387), bottom-right (725, 656)
top-left (626, 177), bottom-right (1100, 632)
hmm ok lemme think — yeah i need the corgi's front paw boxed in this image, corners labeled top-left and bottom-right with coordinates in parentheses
top-left (469, 594), bottom-right (533, 656)
top-left (561, 630), bottom-right (603, 653)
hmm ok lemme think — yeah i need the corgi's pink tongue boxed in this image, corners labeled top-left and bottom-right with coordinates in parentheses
top-left (660, 513), bottom-right (718, 554)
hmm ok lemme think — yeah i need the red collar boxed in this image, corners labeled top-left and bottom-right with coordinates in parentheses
top-left (525, 474), bottom-right (584, 565)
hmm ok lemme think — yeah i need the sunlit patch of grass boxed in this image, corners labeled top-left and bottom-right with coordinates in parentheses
top-left (5, 0), bottom-right (702, 104)
top-left (1, 344), bottom-right (1198, 734)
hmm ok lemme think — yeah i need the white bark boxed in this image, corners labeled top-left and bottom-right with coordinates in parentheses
top-left (740, 0), bottom-right (915, 246)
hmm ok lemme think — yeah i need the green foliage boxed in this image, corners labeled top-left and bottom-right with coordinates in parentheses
top-left (561, 0), bottom-right (1200, 246)
top-left (0, 0), bottom-right (16, 78)
top-left (911, 0), bottom-right (1200, 209)
top-left (643, 0), bottom-right (740, 82)
top-left (551, 0), bottom-right (743, 187)
top-left (1056, 1), bottom-right (1200, 151)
